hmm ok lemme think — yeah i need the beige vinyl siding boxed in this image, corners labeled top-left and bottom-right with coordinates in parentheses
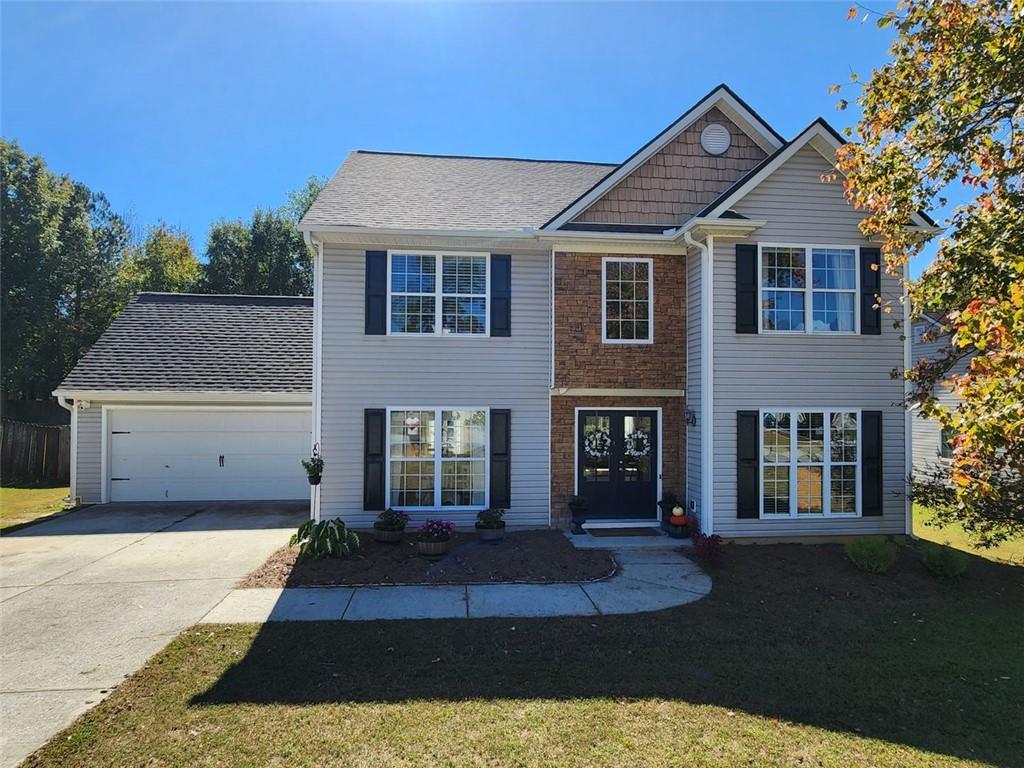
top-left (712, 145), bottom-right (908, 537)
top-left (319, 247), bottom-right (552, 527)
top-left (685, 252), bottom-right (702, 518)
top-left (75, 405), bottom-right (103, 503)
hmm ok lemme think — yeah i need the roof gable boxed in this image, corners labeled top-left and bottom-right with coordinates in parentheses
top-left (542, 84), bottom-right (784, 231)
top-left (566, 106), bottom-right (769, 229)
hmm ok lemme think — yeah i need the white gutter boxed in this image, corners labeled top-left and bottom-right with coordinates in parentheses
top-left (305, 231), bottom-right (325, 522)
top-left (684, 230), bottom-right (715, 536)
top-left (51, 389), bottom-right (311, 404)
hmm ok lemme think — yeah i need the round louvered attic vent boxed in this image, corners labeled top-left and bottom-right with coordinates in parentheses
top-left (700, 123), bottom-right (731, 155)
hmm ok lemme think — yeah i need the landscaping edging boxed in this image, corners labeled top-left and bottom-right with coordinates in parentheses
top-left (202, 544), bottom-right (711, 622)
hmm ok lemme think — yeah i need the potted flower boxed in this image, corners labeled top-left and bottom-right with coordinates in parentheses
top-left (416, 518), bottom-right (454, 558)
top-left (568, 495), bottom-right (588, 535)
top-left (373, 508), bottom-right (409, 543)
top-left (301, 454), bottom-right (324, 486)
top-left (667, 504), bottom-right (691, 538)
top-left (475, 508), bottom-right (506, 543)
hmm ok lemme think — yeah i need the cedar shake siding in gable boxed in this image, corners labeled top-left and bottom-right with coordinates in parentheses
top-left (571, 107), bottom-right (768, 227)
top-left (711, 144), bottom-right (908, 537)
top-left (553, 252), bottom-right (686, 390)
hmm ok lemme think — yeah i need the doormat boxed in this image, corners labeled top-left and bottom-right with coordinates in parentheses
top-left (588, 527), bottom-right (661, 537)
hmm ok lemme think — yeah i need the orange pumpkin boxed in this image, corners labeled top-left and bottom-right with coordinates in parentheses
top-left (669, 514), bottom-right (688, 526)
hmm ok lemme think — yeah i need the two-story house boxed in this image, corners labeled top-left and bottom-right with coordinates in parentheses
top-left (56, 85), bottom-right (931, 540)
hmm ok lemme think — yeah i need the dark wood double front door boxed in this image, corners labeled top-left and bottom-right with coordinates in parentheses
top-left (577, 410), bottom-right (658, 519)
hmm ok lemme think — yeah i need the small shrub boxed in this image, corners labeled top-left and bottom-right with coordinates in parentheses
top-left (920, 541), bottom-right (969, 579)
top-left (290, 518), bottom-right (359, 559)
top-left (475, 508), bottom-right (506, 529)
top-left (845, 537), bottom-right (898, 574)
top-left (691, 532), bottom-right (723, 566)
top-left (374, 508), bottom-right (410, 531)
top-left (418, 518), bottom-right (454, 542)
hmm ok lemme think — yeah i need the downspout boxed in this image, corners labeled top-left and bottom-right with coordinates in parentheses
top-left (903, 261), bottom-right (913, 537)
top-left (305, 232), bottom-right (324, 522)
top-left (548, 246), bottom-right (555, 527)
top-left (56, 396), bottom-right (78, 504)
top-left (684, 230), bottom-right (714, 536)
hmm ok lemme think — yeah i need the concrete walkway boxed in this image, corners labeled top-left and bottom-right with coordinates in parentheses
top-left (0, 501), bottom-right (306, 768)
top-left (201, 533), bottom-right (710, 622)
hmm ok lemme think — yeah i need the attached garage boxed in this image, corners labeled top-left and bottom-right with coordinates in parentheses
top-left (53, 293), bottom-right (313, 505)
top-left (106, 408), bottom-right (311, 502)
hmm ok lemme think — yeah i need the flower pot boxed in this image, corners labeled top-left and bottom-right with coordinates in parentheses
top-left (667, 524), bottom-right (690, 539)
top-left (307, 475), bottom-right (321, 486)
top-left (416, 539), bottom-right (449, 558)
top-left (373, 527), bottom-right (404, 544)
top-left (476, 523), bottom-right (505, 543)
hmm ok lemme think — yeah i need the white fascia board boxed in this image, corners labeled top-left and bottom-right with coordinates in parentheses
top-left (51, 389), bottom-right (312, 404)
top-left (679, 217), bottom-right (767, 241)
top-left (542, 87), bottom-right (784, 232)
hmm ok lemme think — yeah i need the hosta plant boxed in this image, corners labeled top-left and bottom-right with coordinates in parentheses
top-left (290, 518), bottom-right (360, 559)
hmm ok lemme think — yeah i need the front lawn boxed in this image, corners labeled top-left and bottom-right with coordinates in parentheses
top-left (23, 543), bottom-right (1023, 768)
top-left (914, 503), bottom-right (1024, 565)
top-left (0, 484), bottom-right (71, 532)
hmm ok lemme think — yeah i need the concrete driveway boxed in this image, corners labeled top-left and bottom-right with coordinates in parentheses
top-left (0, 501), bottom-right (305, 768)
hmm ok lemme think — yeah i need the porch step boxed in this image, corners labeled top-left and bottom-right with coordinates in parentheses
top-left (566, 529), bottom-right (693, 550)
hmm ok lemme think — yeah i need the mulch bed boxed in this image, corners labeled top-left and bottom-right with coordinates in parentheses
top-left (238, 529), bottom-right (617, 588)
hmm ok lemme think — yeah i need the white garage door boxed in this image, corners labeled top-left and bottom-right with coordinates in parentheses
top-left (108, 408), bottom-right (312, 502)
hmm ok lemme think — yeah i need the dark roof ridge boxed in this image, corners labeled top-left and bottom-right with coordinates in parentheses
top-left (353, 149), bottom-right (615, 167)
top-left (134, 292), bottom-right (311, 306)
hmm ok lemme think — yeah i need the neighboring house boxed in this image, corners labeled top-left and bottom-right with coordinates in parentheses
top-left (910, 314), bottom-right (969, 481)
top-left (55, 84), bottom-right (935, 538)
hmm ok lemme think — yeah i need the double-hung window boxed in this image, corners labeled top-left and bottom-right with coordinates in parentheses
top-left (389, 252), bottom-right (488, 335)
top-left (760, 245), bottom-right (858, 333)
top-left (761, 409), bottom-right (859, 517)
top-left (388, 408), bottom-right (487, 509)
top-left (602, 257), bottom-right (653, 343)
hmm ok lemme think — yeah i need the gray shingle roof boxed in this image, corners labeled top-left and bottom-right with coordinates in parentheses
top-left (57, 293), bottom-right (312, 394)
top-left (301, 150), bottom-right (615, 231)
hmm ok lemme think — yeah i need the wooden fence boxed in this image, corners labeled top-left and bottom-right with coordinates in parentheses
top-left (1, 420), bottom-right (71, 485)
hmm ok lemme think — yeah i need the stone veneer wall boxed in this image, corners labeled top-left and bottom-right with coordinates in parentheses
top-left (553, 252), bottom-right (686, 389)
top-left (550, 396), bottom-right (684, 527)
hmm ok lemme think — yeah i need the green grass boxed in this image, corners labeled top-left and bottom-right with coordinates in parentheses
top-left (0, 485), bottom-right (71, 531)
top-left (914, 503), bottom-right (1024, 566)
top-left (22, 543), bottom-right (1023, 768)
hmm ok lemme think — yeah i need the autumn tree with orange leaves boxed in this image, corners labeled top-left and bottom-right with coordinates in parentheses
top-left (833, 0), bottom-right (1023, 545)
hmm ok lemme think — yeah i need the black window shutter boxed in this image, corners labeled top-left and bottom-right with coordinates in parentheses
top-left (861, 410), bottom-right (883, 516)
top-left (737, 410), bottom-right (760, 518)
top-left (363, 408), bottom-right (386, 511)
top-left (736, 244), bottom-right (758, 334)
top-left (490, 254), bottom-right (511, 337)
top-left (489, 409), bottom-right (511, 508)
top-left (365, 251), bottom-right (387, 335)
top-left (860, 247), bottom-right (882, 335)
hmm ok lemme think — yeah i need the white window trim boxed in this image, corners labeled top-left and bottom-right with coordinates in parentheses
top-left (385, 406), bottom-right (490, 512)
top-left (757, 243), bottom-right (861, 335)
top-left (758, 407), bottom-right (862, 519)
top-left (386, 250), bottom-right (490, 337)
top-left (601, 256), bottom-right (654, 345)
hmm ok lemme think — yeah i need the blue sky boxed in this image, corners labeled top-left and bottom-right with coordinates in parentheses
top-left (3, 1), bottom-right (939, 276)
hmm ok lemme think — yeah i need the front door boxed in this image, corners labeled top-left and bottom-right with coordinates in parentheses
top-left (577, 410), bottom-right (658, 519)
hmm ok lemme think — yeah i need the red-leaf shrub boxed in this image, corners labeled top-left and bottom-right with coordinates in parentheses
top-left (691, 531), bottom-right (723, 566)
